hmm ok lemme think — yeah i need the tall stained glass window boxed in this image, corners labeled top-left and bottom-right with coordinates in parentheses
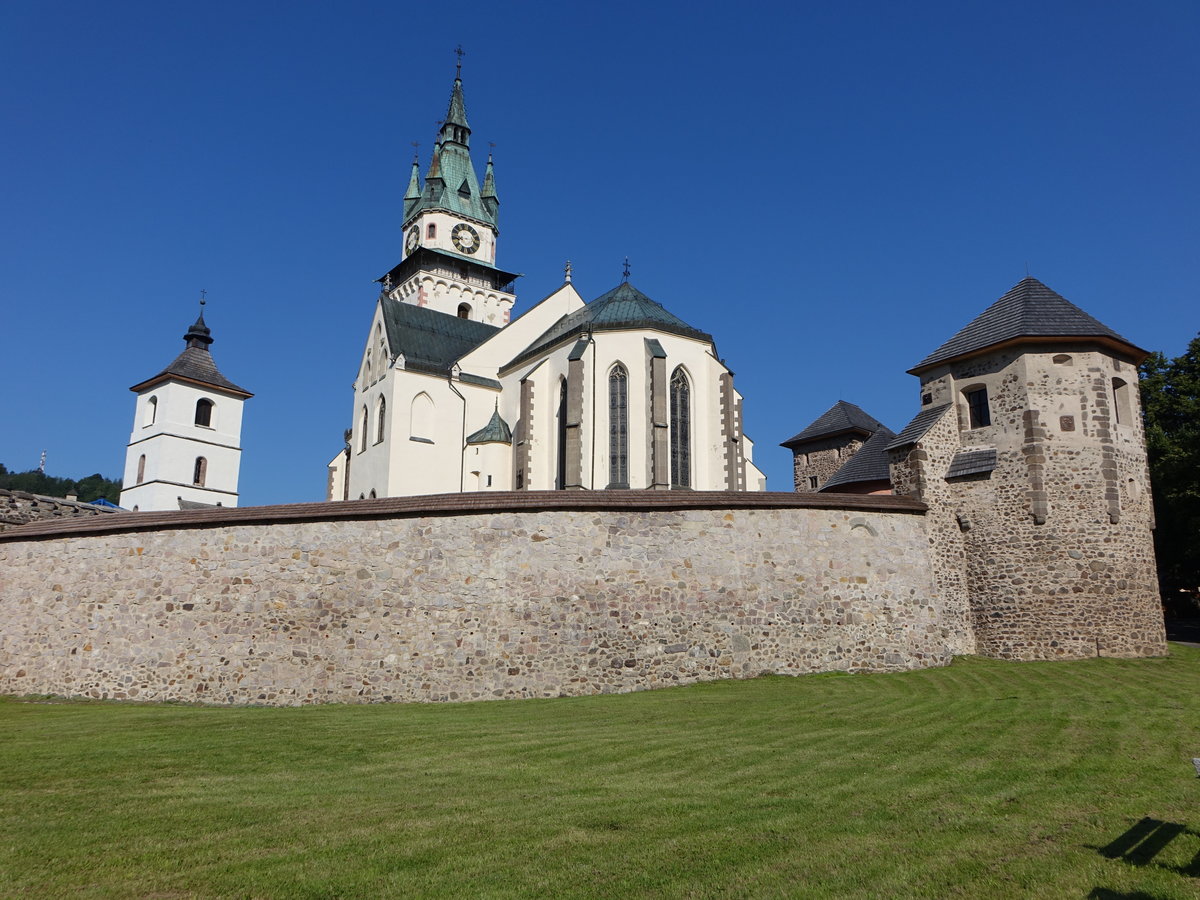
top-left (670, 368), bottom-right (691, 488)
top-left (608, 365), bottom-right (628, 487)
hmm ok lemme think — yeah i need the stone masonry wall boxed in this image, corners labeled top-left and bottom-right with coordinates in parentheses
top-left (914, 347), bottom-right (1166, 660)
top-left (0, 493), bottom-right (961, 705)
top-left (791, 436), bottom-right (864, 492)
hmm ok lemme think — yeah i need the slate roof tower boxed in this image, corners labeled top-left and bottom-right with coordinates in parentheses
top-left (119, 303), bottom-right (252, 511)
top-left (886, 276), bottom-right (1165, 659)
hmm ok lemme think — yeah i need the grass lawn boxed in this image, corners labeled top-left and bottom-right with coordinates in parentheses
top-left (2, 648), bottom-right (1199, 899)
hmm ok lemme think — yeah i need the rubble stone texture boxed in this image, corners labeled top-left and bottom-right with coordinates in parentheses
top-left (903, 345), bottom-right (1166, 659)
top-left (0, 503), bottom-right (968, 705)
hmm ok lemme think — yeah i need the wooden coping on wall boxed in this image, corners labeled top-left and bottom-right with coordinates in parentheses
top-left (0, 491), bottom-right (927, 542)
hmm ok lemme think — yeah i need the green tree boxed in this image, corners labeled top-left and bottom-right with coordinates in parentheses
top-left (1139, 333), bottom-right (1200, 617)
top-left (0, 465), bottom-right (122, 505)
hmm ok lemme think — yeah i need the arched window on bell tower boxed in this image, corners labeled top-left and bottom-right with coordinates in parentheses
top-left (195, 398), bottom-right (213, 427)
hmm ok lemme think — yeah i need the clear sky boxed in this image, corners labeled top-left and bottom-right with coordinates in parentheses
top-left (2, 1), bottom-right (1197, 505)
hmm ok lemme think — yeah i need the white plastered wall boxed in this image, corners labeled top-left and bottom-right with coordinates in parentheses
top-left (119, 381), bottom-right (245, 511)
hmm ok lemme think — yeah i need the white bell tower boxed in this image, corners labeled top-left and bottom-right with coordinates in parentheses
top-left (119, 299), bottom-right (253, 511)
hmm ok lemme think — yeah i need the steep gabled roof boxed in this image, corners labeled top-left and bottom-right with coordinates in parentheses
top-left (780, 401), bottom-right (884, 449)
top-left (886, 403), bottom-right (952, 451)
top-left (129, 311), bottom-right (251, 397)
top-left (910, 277), bottom-right (1144, 373)
top-left (380, 300), bottom-right (499, 376)
top-left (819, 426), bottom-right (897, 491)
top-left (505, 282), bottom-right (713, 372)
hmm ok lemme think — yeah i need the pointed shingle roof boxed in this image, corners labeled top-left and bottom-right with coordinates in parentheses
top-left (780, 401), bottom-right (885, 449)
top-left (466, 407), bottom-right (512, 445)
top-left (819, 426), bottom-right (897, 491)
top-left (129, 312), bottom-right (251, 397)
top-left (910, 277), bottom-right (1145, 373)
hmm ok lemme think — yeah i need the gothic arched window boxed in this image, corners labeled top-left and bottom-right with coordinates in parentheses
top-left (360, 405), bottom-right (368, 452)
top-left (608, 364), bottom-right (628, 488)
top-left (669, 368), bottom-right (691, 489)
top-left (193, 457), bottom-right (207, 487)
top-left (194, 398), bottom-right (213, 427)
top-left (136, 454), bottom-right (146, 484)
top-left (457, 302), bottom-right (471, 319)
top-left (376, 396), bottom-right (387, 444)
top-left (145, 396), bottom-right (157, 427)
top-left (556, 378), bottom-right (568, 490)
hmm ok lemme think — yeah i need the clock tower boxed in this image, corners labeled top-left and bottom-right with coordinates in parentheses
top-left (379, 64), bottom-right (519, 325)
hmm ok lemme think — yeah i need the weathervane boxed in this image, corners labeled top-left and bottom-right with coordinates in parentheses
top-left (411, 141), bottom-right (420, 162)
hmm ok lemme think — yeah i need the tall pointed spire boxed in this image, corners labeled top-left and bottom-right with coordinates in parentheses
top-left (404, 157), bottom-right (421, 202)
top-left (481, 150), bottom-right (498, 218)
top-left (439, 48), bottom-right (471, 147)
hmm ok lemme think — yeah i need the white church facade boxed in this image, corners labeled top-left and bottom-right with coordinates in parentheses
top-left (119, 306), bottom-right (252, 511)
top-left (328, 69), bottom-right (765, 500)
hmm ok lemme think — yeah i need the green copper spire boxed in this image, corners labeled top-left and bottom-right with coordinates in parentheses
top-left (481, 152), bottom-right (498, 219)
top-left (404, 157), bottom-right (421, 200)
top-left (402, 65), bottom-right (497, 231)
top-left (439, 74), bottom-right (471, 147)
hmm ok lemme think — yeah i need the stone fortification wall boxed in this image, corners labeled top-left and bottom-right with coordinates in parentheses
top-left (0, 492), bottom-right (964, 705)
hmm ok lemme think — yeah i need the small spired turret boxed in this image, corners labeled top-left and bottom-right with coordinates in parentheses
top-left (118, 300), bottom-right (252, 512)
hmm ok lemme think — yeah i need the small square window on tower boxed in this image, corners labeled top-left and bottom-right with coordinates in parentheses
top-left (807, 475), bottom-right (819, 490)
top-left (964, 387), bottom-right (991, 429)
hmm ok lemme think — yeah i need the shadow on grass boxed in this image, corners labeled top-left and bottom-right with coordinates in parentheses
top-left (1094, 816), bottom-right (1200, 877)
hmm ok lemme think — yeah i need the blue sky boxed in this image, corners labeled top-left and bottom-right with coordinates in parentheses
top-left (2, 1), bottom-right (1197, 505)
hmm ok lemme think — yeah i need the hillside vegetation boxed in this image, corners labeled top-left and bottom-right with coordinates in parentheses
top-left (0, 462), bottom-right (121, 504)
top-left (2, 649), bottom-right (1198, 898)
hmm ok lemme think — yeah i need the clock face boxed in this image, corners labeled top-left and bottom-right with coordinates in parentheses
top-left (405, 228), bottom-right (419, 254)
top-left (452, 223), bottom-right (480, 255)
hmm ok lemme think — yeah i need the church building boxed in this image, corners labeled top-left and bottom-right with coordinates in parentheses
top-left (328, 68), bottom-right (765, 499)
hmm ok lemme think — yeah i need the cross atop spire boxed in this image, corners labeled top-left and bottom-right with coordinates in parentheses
top-left (454, 44), bottom-right (466, 79)
top-left (622, 257), bottom-right (631, 282)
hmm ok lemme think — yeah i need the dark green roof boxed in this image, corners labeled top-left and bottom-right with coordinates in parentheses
top-left (380, 300), bottom-right (499, 377)
top-left (506, 282), bottom-right (713, 371)
top-left (403, 76), bottom-right (497, 228)
top-left (466, 407), bottom-right (512, 444)
top-left (911, 277), bottom-right (1143, 373)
